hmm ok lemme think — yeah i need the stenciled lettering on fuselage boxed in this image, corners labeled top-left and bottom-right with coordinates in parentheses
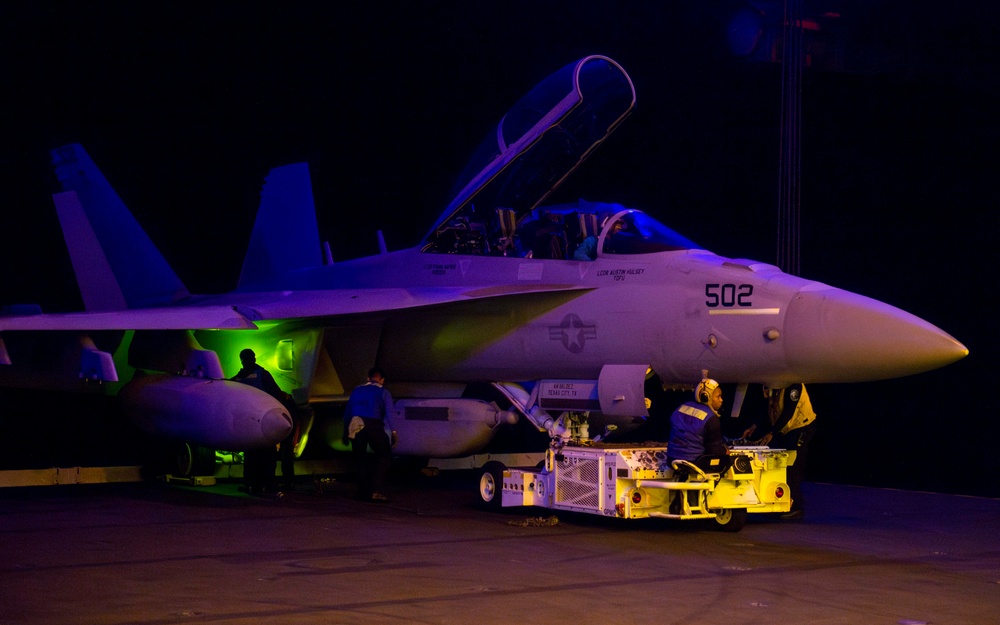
top-left (549, 313), bottom-right (597, 354)
top-left (424, 262), bottom-right (458, 276)
top-left (705, 283), bottom-right (753, 308)
top-left (596, 267), bottom-right (645, 282)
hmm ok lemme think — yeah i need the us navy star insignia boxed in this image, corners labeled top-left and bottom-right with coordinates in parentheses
top-left (549, 313), bottom-right (597, 353)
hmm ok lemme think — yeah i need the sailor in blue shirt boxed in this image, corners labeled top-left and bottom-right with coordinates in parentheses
top-left (667, 377), bottom-right (726, 465)
top-left (345, 367), bottom-right (396, 501)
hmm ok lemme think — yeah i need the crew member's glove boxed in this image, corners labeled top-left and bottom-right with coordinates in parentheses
top-left (390, 430), bottom-right (398, 448)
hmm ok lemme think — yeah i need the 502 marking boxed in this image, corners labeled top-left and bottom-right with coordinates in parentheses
top-left (705, 283), bottom-right (753, 307)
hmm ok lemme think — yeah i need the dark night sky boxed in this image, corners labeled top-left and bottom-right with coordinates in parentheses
top-left (1, 2), bottom-right (998, 494)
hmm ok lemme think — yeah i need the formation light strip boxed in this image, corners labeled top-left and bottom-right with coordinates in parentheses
top-left (708, 308), bottom-right (781, 315)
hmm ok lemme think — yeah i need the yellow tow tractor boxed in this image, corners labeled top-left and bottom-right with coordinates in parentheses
top-left (478, 441), bottom-right (794, 532)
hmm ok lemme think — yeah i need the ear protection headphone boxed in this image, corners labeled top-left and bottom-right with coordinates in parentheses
top-left (696, 378), bottom-right (719, 404)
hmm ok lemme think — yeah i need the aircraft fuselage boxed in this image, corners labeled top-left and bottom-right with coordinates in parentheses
top-left (208, 238), bottom-right (966, 391)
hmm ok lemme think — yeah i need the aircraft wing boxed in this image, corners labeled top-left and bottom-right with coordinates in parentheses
top-left (0, 284), bottom-right (590, 331)
top-left (0, 306), bottom-right (259, 331)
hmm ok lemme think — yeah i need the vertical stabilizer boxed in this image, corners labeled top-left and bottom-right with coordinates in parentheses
top-left (237, 163), bottom-right (321, 290)
top-left (52, 191), bottom-right (128, 311)
top-left (51, 144), bottom-right (190, 308)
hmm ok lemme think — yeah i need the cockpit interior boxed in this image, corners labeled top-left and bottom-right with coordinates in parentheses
top-left (422, 201), bottom-right (702, 259)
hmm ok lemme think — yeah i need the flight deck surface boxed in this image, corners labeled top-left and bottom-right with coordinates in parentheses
top-left (2, 474), bottom-right (998, 625)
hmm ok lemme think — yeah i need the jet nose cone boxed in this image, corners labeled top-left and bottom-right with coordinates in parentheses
top-left (783, 285), bottom-right (968, 383)
top-left (262, 406), bottom-right (293, 442)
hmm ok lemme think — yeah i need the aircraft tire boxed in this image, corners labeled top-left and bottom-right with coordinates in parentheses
top-left (711, 507), bottom-right (747, 532)
top-left (478, 461), bottom-right (507, 510)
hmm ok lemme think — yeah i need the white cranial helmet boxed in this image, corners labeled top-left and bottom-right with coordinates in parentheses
top-left (695, 378), bottom-right (720, 404)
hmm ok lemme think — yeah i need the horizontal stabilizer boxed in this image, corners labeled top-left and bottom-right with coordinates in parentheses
top-left (51, 144), bottom-right (190, 308)
top-left (238, 163), bottom-right (321, 290)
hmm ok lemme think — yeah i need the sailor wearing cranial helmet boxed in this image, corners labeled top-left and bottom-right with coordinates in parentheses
top-left (666, 376), bottom-right (726, 465)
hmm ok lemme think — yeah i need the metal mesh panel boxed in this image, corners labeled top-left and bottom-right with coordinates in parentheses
top-left (556, 458), bottom-right (600, 508)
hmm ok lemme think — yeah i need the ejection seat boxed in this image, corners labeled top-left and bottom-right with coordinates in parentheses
top-left (567, 211), bottom-right (599, 260)
top-left (579, 212), bottom-right (599, 239)
top-left (494, 208), bottom-right (518, 256)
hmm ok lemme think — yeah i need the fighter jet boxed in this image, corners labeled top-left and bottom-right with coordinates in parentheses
top-left (0, 56), bottom-right (967, 466)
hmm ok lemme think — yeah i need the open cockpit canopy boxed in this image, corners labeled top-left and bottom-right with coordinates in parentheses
top-left (423, 56), bottom-right (634, 248)
top-left (421, 56), bottom-right (701, 258)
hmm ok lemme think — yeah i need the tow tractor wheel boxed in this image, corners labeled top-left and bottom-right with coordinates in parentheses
top-left (712, 507), bottom-right (747, 532)
top-left (478, 461), bottom-right (507, 510)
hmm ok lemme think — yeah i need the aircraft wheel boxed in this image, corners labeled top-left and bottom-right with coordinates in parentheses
top-left (711, 507), bottom-right (747, 532)
top-left (478, 460), bottom-right (506, 509)
top-left (175, 442), bottom-right (217, 477)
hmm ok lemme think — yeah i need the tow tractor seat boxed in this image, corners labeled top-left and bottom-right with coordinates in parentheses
top-left (669, 453), bottom-right (733, 512)
top-left (671, 453), bottom-right (733, 481)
